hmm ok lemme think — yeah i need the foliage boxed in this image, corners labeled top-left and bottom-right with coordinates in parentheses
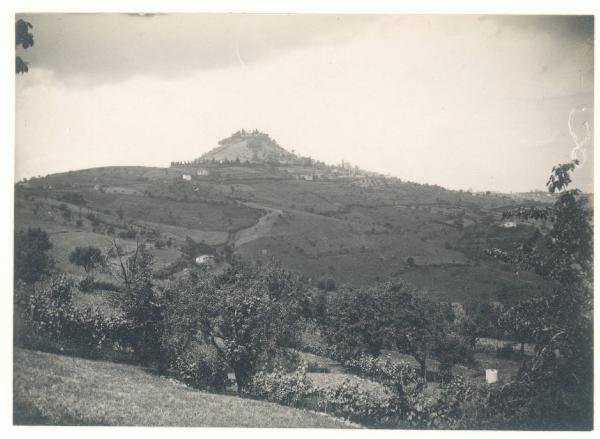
top-left (16, 19), bottom-right (34, 74)
top-left (111, 241), bottom-right (165, 369)
top-left (342, 353), bottom-right (419, 396)
top-left (462, 302), bottom-right (504, 339)
top-left (14, 275), bottom-right (130, 358)
top-left (315, 378), bottom-right (406, 427)
top-left (161, 261), bottom-right (308, 393)
top-left (171, 343), bottom-right (229, 392)
top-left (246, 364), bottom-right (315, 406)
top-left (325, 282), bottom-right (466, 385)
top-left (14, 227), bottom-right (53, 283)
top-left (57, 192), bottom-right (87, 206)
top-left (487, 160), bottom-right (593, 429)
top-left (431, 335), bottom-right (476, 382)
top-left (317, 277), bottom-right (337, 292)
top-left (180, 236), bottom-right (215, 260)
top-left (69, 246), bottom-right (106, 273)
top-left (78, 275), bottom-right (96, 292)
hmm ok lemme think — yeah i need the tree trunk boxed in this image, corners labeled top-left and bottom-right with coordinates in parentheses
top-left (520, 341), bottom-right (525, 358)
top-left (233, 359), bottom-right (252, 395)
top-left (417, 357), bottom-right (427, 391)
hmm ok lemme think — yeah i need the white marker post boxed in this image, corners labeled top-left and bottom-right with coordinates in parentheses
top-left (485, 369), bottom-right (498, 384)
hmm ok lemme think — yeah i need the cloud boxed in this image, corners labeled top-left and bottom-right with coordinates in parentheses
top-left (15, 14), bottom-right (594, 192)
top-left (15, 13), bottom-right (377, 84)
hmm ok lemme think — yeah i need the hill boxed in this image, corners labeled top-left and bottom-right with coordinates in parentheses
top-left (195, 129), bottom-right (297, 164)
top-left (14, 158), bottom-right (553, 305)
top-left (13, 348), bottom-right (352, 427)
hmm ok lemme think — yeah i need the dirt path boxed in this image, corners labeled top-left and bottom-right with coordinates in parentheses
top-left (231, 202), bottom-right (282, 248)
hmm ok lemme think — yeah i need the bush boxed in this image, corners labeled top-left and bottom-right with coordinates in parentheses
top-left (246, 364), bottom-right (315, 407)
top-left (14, 275), bottom-right (130, 358)
top-left (343, 353), bottom-right (420, 396)
top-left (172, 344), bottom-right (229, 392)
top-left (57, 192), bottom-right (87, 206)
top-left (69, 246), bottom-right (106, 273)
top-left (496, 344), bottom-right (518, 359)
top-left (317, 277), bottom-right (336, 292)
top-left (14, 227), bottom-right (53, 283)
top-left (315, 378), bottom-right (406, 427)
top-left (78, 275), bottom-right (95, 292)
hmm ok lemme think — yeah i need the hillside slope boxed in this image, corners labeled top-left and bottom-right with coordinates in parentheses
top-left (13, 349), bottom-right (353, 427)
top-left (15, 163), bottom-right (552, 304)
top-left (197, 130), bottom-right (296, 164)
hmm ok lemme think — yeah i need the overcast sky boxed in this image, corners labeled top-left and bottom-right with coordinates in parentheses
top-left (15, 14), bottom-right (593, 192)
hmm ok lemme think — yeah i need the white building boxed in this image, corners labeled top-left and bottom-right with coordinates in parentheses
top-left (196, 168), bottom-right (209, 176)
top-left (182, 174), bottom-right (192, 181)
top-left (195, 255), bottom-right (215, 266)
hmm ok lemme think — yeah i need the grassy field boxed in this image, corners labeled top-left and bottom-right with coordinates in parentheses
top-left (15, 164), bottom-right (552, 304)
top-left (13, 349), bottom-right (354, 428)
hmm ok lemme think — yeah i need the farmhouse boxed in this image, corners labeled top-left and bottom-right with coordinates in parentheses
top-left (500, 221), bottom-right (517, 229)
top-left (182, 174), bottom-right (192, 181)
top-left (195, 255), bottom-right (215, 266)
top-left (196, 168), bottom-right (210, 176)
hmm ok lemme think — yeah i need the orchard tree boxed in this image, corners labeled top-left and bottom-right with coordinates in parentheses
top-left (325, 282), bottom-right (467, 388)
top-left (69, 246), bottom-right (106, 273)
top-left (162, 261), bottom-right (309, 393)
top-left (497, 299), bottom-right (543, 359)
top-left (110, 239), bottom-right (165, 368)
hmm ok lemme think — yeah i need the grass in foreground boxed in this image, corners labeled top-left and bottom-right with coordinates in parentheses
top-left (13, 348), bottom-right (354, 428)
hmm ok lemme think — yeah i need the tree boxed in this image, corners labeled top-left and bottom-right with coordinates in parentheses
top-left (117, 206), bottom-right (125, 221)
top-left (431, 335), bottom-right (475, 383)
top-left (325, 282), bottom-right (465, 388)
top-left (68, 246), bottom-right (106, 273)
top-left (14, 228), bottom-right (53, 283)
top-left (497, 300), bottom-right (540, 359)
top-left (16, 19), bottom-right (34, 74)
top-left (162, 261), bottom-right (308, 393)
top-left (181, 236), bottom-right (214, 260)
top-left (110, 239), bottom-right (165, 369)
top-left (488, 160), bottom-right (593, 428)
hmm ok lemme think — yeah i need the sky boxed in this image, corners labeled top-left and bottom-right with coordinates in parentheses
top-left (15, 13), bottom-right (594, 192)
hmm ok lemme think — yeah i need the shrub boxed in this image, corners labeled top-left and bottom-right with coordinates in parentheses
top-left (57, 192), bottom-right (87, 206)
top-left (78, 275), bottom-right (95, 292)
top-left (246, 364), bottom-right (315, 407)
top-left (14, 274), bottom-right (130, 358)
top-left (343, 353), bottom-right (420, 396)
top-left (317, 277), bottom-right (336, 292)
top-left (69, 246), bottom-right (106, 273)
top-left (14, 227), bottom-right (53, 283)
top-left (172, 344), bottom-right (229, 392)
top-left (496, 344), bottom-right (518, 359)
top-left (315, 378), bottom-right (405, 427)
